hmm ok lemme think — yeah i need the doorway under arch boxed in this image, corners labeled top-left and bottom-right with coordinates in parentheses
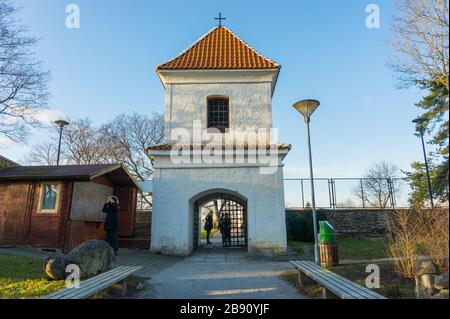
top-left (192, 192), bottom-right (247, 250)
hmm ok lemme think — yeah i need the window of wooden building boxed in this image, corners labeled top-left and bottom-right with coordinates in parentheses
top-left (39, 182), bottom-right (61, 213)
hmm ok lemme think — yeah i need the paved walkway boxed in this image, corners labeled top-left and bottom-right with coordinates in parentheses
top-left (115, 249), bottom-right (184, 278)
top-left (137, 245), bottom-right (307, 299)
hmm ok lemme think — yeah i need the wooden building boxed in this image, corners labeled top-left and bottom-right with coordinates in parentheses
top-left (0, 164), bottom-right (140, 252)
top-left (0, 155), bottom-right (18, 169)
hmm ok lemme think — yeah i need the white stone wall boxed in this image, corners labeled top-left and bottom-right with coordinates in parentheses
top-left (160, 70), bottom-right (277, 143)
top-left (150, 163), bottom-right (287, 256)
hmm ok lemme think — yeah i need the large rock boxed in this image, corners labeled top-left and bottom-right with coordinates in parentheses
top-left (43, 240), bottom-right (115, 280)
top-left (430, 273), bottom-right (449, 299)
top-left (434, 273), bottom-right (449, 290)
top-left (415, 259), bottom-right (440, 298)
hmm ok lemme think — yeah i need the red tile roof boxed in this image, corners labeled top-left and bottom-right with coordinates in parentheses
top-left (157, 26), bottom-right (279, 71)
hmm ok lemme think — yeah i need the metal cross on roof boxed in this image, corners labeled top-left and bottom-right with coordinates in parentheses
top-left (215, 12), bottom-right (226, 26)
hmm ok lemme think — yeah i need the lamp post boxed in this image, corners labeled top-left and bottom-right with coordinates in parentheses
top-left (412, 117), bottom-right (434, 208)
top-left (54, 120), bottom-right (70, 166)
top-left (293, 99), bottom-right (321, 264)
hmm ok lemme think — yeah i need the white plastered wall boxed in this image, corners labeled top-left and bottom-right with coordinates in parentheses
top-left (150, 158), bottom-right (287, 256)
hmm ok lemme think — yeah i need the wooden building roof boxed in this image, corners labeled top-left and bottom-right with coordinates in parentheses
top-left (0, 164), bottom-right (138, 187)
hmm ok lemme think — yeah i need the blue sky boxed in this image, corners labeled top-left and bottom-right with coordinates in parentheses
top-left (3, 0), bottom-right (427, 180)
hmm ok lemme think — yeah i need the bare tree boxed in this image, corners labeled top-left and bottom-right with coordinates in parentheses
top-left (390, 0), bottom-right (449, 90)
top-left (0, 1), bottom-right (49, 143)
top-left (22, 113), bottom-right (164, 173)
top-left (99, 112), bottom-right (164, 208)
top-left (100, 112), bottom-right (164, 181)
top-left (353, 161), bottom-right (401, 208)
top-left (23, 141), bottom-right (58, 165)
top-left (61, 118), bottom-right (110, 164)
top-left (337, 198), bottom-right (357, 208)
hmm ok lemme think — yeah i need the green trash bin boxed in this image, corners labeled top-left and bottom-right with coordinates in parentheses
top-left (319, 221), bottom-right (339, 266)
top-left (319, 221), bottom-right (336, 243)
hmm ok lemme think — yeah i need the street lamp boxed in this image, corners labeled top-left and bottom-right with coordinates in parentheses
top-left (412, 117), bottom-right (434, 208)
top-left (293, 99), bottom-right (321, 264)
top-left (54, 120), bottom-right (70, 166)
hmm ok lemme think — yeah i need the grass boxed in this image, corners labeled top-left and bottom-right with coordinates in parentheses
top-left (288, 235), bottom-right (389, 260)
top-left (337, 237), bottom-right (388, 260)
top-left (0, 253), bottom-right (65, 299)
top-left (0, 253), bottom-right (148, 299)
top-left (288, 241), bottom-right (314, 257)
top-left (280, 262), bottom-right (416, 299)
top-left (200, 228), bottom-right (219, 239)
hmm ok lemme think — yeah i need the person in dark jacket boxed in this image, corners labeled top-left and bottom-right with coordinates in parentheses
top-left (204, 211), bottom-right (213, 244)
top-left (219, 212), bottom-right (231, 247)
top-left (102, 195), bottom-right (120, 256)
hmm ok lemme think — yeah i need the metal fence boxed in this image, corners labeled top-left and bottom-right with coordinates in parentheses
top-left (284, 177), bottom-right (448, 209)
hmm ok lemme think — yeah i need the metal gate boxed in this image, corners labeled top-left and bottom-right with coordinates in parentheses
top-left (193, 193), bottom-right (247, 248)
top-left (220, 200), bottom-right (246, 247)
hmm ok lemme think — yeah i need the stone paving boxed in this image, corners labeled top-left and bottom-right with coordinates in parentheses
top-left (115, 248), bottom-right (184, 278)
top-left (137, 244), bottom-right (307, 299)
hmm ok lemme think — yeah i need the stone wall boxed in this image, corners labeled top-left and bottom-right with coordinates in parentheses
top-left (135, 210), bottom-right (151, 239)
top-left (136, 210), bottom-right (151, 224)
top-left (325, 209), bottom-right (389, 234)
top-left (287, 208), bottom-right (391, 234)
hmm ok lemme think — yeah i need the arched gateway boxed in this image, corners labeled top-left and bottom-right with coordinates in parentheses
top-left (192, 192), bottom-right (247, 249)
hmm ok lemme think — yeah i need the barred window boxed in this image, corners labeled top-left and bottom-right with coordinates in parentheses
top-left (207, 98), bottom-right (229, 133)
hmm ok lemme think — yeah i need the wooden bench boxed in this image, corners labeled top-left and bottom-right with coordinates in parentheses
top-left (42, 266), bottom-right (142, 299)
top-left (290, 260), bottom-right (387, 299)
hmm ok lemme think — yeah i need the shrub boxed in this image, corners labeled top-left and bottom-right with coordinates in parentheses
top-left (387, 206), bottom-right (449, 278)
top-left (285, 210), bottom-right (327, 242)
top-left (417, 207), bottom-right (449, 272)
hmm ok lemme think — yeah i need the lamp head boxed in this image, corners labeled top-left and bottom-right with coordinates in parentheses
top-left (293, 99), bottom-right (320, 122)
top-left (54, 120), bottom-right (70, 128)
